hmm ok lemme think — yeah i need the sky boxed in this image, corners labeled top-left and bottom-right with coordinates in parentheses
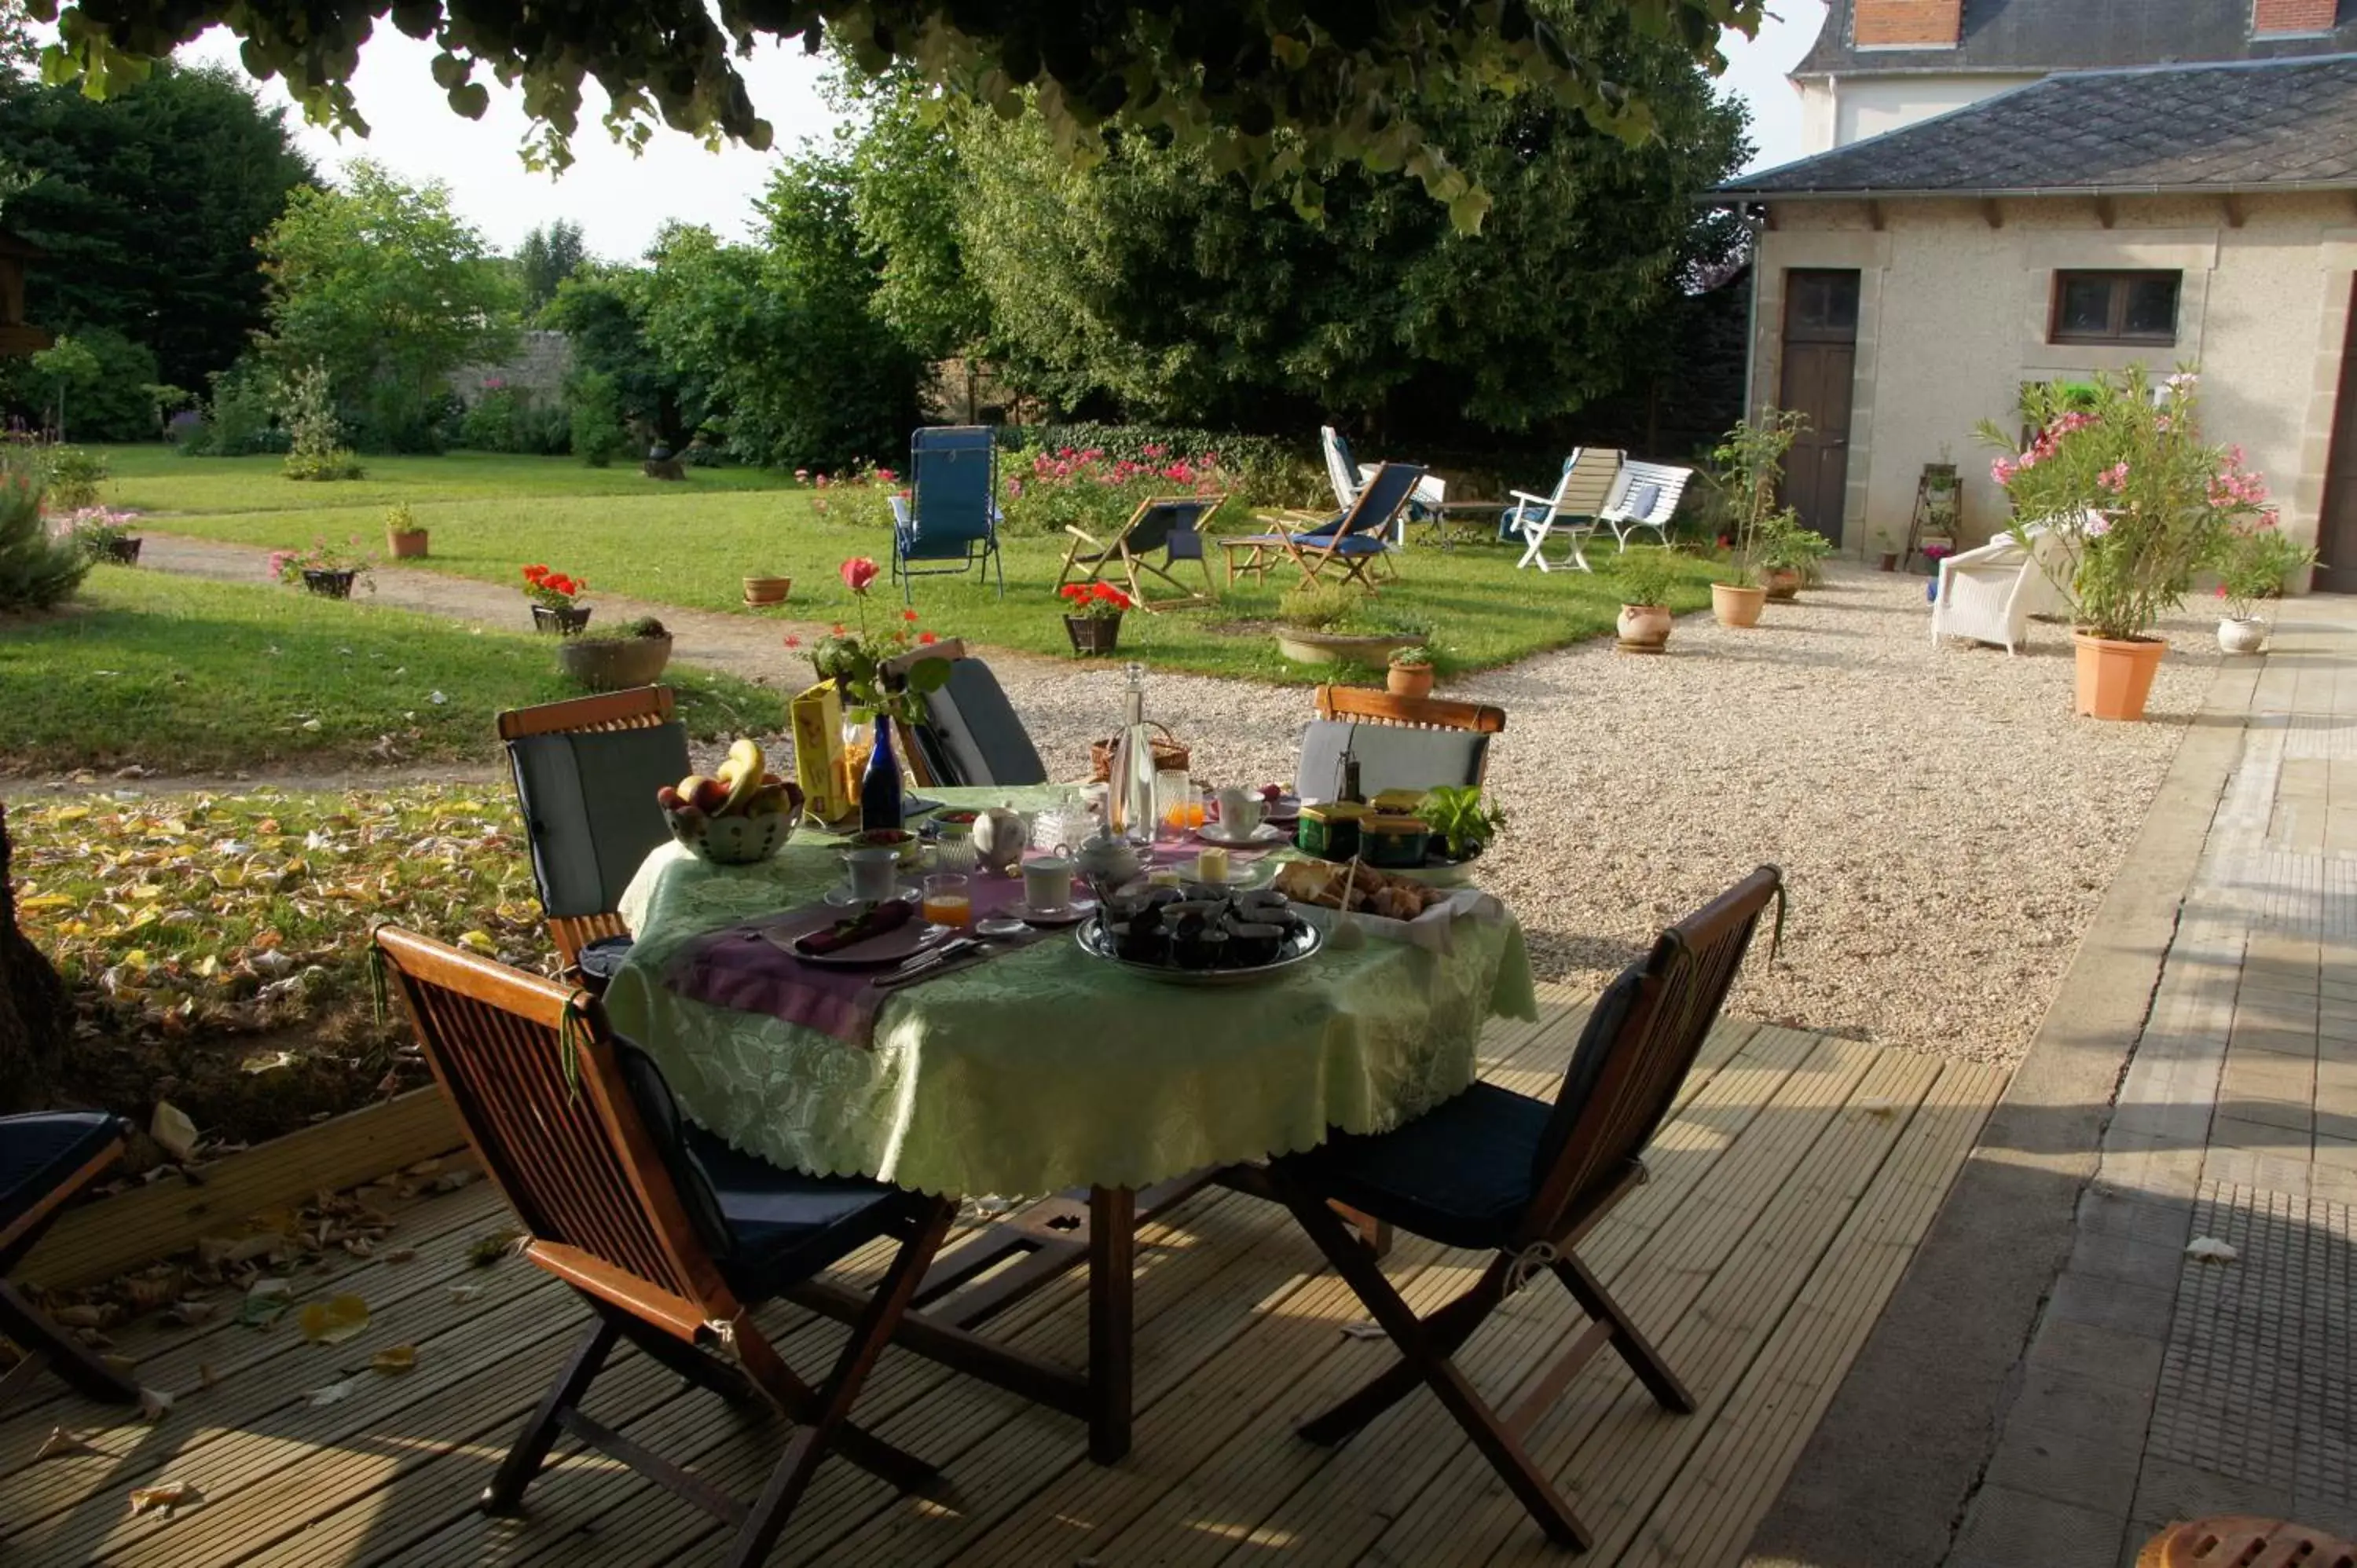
top-left (181, 4), bottom-right (1831, 263)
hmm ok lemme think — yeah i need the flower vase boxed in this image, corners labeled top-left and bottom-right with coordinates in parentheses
top-left (860, 715), bottom-right (905, 830)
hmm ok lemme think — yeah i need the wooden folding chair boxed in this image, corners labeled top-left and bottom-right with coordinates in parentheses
top-left (375, 927), bottom-right (962, 1567)
top-left (1260, 866), bottom-right (1785, 1548)
top-left (497, 686), bottom-right (687, 978)
top-left (0, 1113), bottom-right (140, 1412)
top-left (1314, 687), bottom-right (1507, 738)
top-left (1222, 463), bottom-right (1425, 590)
top-left (1056, 493), bottom-right (1224, 611)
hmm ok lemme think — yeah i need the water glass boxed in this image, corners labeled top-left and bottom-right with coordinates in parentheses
top-left (844, 846), bottom-right (900, 903)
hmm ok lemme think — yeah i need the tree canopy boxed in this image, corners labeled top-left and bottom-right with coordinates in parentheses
top-left (516, 218), bottom-right (587, 317)
top-left (34, 0), bottom-right (1761, 232)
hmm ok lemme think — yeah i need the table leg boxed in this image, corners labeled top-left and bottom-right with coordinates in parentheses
top-left (1087, 1183), bottom-right (1135, 1464)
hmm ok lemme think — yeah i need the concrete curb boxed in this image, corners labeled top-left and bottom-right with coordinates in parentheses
top-left (1743, 651), bottom-right (2256, 1568)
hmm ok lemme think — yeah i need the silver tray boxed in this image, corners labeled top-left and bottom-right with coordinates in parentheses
top-left (1073, 914), bottom-right (1324, 987)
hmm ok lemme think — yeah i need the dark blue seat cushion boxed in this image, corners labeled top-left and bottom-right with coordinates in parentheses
top-left (612, 1042), bottom-right (926, 1302)
top-left (0, 1112), bottom-right (127, 1245)
top-left (1273, 1084), bottom-right (1551, 1252)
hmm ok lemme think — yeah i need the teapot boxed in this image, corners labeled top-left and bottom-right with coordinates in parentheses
top-left (1070, 820), bottom-right (1144, 890)
top-left (972, 804), bottom-right (1030, 875)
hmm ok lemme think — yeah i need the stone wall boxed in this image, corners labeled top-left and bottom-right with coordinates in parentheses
top-left (448, 330), bottom-right (573, 405)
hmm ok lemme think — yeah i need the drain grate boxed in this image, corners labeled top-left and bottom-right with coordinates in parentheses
top-left (2147, 1181), bottom-right (2355, 1505)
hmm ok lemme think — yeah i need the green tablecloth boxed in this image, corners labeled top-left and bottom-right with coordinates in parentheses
top-left (603, 786), bottom-right (1538, 1196)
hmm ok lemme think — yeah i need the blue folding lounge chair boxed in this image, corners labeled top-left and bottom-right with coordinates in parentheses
top-left (1323, 425), bottom-right (1445, 542)
top-left (1255, 866), bottom-right (1783, 1548)
top-left (888, 426), bottom-right (1004, 603)
top-left (1222, 462), bottom-right (1427, 590)
top-left (1056, 493), bottom-right (1224, 610)
top-left (1, 1112), bottom-right (141, 1409)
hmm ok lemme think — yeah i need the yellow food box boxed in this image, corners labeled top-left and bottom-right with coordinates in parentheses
top-left (1371, 788), bottom-right (1428, 814)
top-left (789, 682), bottom-right (852, 824)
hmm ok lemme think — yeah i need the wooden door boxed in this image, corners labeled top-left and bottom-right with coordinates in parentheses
top-left (2317, 279), bottom-right (2357, 592)
top-left (1778, 269), bottom-right (1860, 541)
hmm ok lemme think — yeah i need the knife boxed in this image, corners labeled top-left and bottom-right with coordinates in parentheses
top-left (870, 937), bottom-right (983, 989)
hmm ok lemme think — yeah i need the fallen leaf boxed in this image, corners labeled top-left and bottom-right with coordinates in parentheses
top-left (2187, 1236), bottom-right (2239, 1262)
top-left (34, 1427), bottom-right (101, 1463)
top-left (163, 1300), bottom-right (218, 1328)
top-left (430, 1170), bottom-right (474, 1193)
top-left (127, 1482), bottom-right (203, 1516)
top-left (297, 1294), bottom-right (369, 1346)
top-left (467, 1226), bottom-right (524, 1268)
top-left (456, 930), bottom-right (497, 955)
top-left (1339, 1321), bottom-right (1389, 1341)
top-left (237, 1277), bottom-right (293, 1329)
top-left (149, 1102), bottom-right (199, 1163)
top-left (302, 1379), bottom-right (354, 1408)
top-left (383, 1247), bottom-right (416, 1265)
top-left (447, 1284), bottom-right (486, 1305)
top-left (240, 1050), bottom-right (298, 1075)
top-left (137, 1387), bottom-right (173, 1423)
top-left (197, 1363), bottom-right (219, 1391)
top-left (370, 1345), bottom-right (417, 1374)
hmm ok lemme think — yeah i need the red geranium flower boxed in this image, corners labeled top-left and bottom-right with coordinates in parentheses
top-left (784, 633), bottom-right (802, 647)
top-left (901, 607), bottom-right (918, 622)
top-left (832, 622), bottom-right (847, 636)
top-left (918, 631), bottom-right (938, 645)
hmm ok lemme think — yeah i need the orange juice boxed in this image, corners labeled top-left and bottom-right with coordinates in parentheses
top-left (1162, 800), bottom-right (1208, 830)
top-left (922, 893), bottom-right (972, 927)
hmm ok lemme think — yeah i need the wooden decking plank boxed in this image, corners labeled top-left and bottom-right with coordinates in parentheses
top-left (1464, 1049), bottom-right (1945, 1568)
top-left (1611, 1059), bottom-right (2006, 1568)
top-left (1221, 1029), bottom-right (1882, 1568)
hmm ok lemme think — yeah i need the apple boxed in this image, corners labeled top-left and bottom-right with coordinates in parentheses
top-left (683, 775), bottom-right (732, 815)
top-left (655, 785), bottom-right (684, 811)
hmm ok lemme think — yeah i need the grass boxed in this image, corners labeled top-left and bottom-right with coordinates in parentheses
top-left (93, 445), bottom-right (1724, 683)
top-left (0, 564), bottom-right (786, 773)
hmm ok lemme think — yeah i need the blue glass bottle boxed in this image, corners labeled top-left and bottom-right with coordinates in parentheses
top-left (860, 713), bottom-right (904, 830)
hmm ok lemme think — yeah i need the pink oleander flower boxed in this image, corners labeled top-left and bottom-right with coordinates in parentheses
top-left (1991, 456), bottom-right (2019, 486)
top-left (2084, 515), bottom-right (2114, 538)
top-left (2098, 462), bottom-right (2130, 494)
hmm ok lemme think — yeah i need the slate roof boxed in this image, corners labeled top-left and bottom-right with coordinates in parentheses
top-left (1795, 0), bottom-right (2357, 78)
top-left (1715, 55), bottom-right (2357, 199)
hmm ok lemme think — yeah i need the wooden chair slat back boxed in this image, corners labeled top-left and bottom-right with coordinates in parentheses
top-left (375, 927), bottom-right (718, 1317)
top-left (1314, 685), bottom-right (1508, 736)
top-left (497, 686), bottom-right (676, 742)
top-left (1529, 866), bottom-right (1781, 1235)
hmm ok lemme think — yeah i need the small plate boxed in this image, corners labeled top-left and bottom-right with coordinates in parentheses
top-left (1186, 859), bottom-right (1277, 890)
top-left (1007, 897), bottom-right (1098, 927)
top-left (823, 882), bottom-right (920, 908)
top-left (765, 903), bottom-right (948, 966)
top-left (973, 916), bottom-right (1030, 940)
top-left (1197, 822), bottom-right (1288, 848)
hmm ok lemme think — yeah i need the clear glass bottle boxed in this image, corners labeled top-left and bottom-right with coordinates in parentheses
top-left (1110, 661), bottom-right (1157, 845)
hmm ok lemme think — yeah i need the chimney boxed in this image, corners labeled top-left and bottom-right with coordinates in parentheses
top-left (2253, 0), bottom-right (2336, 33)
top-left (1853, 0), bottom-right (1964, 47)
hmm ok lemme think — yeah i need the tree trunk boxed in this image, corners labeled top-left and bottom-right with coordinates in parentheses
top-left (0, 804), bottom-right (71, 1113)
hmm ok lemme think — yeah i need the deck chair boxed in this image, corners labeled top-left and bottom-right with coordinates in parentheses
top-left (1296, 686), bottom-right (1504, 800)
top-left (1260, 866), bottom-right (1784, 1548)
top-left (1056, 494), bottom-right (1223, 611)
top-left (1222, 462), bottom-right (1426, 591)
top-left (500, 687), bottom-right (690, 983)
top-left (1322, 426), bottom-right (1446, 544)
top-left (1932, 521), bottom-right (2070, 655)
top-left (889, 426), bottom-right (1003, 603)
top-left (375, 927), bottom-right (962, 1568)
top-left (1597, 460), bottom-right (1692, 551)
top-left (0, 1113), bottom-right (140, 1412)
top-left (1507, 448), bottom-right (1624, 572)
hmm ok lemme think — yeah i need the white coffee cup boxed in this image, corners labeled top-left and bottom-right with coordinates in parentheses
top-left (844, 846), bottom-right (901, 902)
top-left (1213, 787), bottom-right (1262, 837)
top-left (1023, 855), bottom-right (1076, 913)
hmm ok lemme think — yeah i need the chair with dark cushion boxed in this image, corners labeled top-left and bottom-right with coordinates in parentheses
top-left (0, 1112), bottom-right (140, 1410)
top-left (375, 925), bottom-right (963, 1568)
top-left (498, 687), bottom-right (691, 976)
top-left (884, 639), bottom-right (1050, 790)
top-left (1261, 866), bottom-right (1785, 1549)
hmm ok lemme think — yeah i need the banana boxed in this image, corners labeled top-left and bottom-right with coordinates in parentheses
top-left (717, 738), bottom-right (767, 816)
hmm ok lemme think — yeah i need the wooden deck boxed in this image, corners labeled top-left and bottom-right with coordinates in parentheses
top-left (2, 987), bottom-right (2007, 1567)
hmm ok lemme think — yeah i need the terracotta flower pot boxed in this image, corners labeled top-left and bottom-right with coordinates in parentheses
top-left (742, 574), bottom-right (793, 607)
top-left (1387, 661), bottom-right (1435, 698)
top-left (1878, 552), bottom-right (1899, 572)
top-left (1711, 582), bottom-right (1766, 628)
top-left (1616, 603), bottom-right (1673, 654)
top-left (2216, 617), bottom-right (2267, 656)
top-left (1761, 566), bottom-right (1803, 602)
top-left (2073, 632), bottom-right (2168, 721)
top-left (386, 528), bottom-right (429, 559)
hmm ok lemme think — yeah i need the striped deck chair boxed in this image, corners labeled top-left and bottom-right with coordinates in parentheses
top-left (1506, 448), bottom-right (1624, 572)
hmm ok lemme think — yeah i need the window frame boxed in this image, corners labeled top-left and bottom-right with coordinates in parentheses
top-left (2048, 269), bottom-right (2181, 347)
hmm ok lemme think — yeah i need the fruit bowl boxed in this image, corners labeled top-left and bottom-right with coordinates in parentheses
top-left (668, 806), bottom-right (794, 866)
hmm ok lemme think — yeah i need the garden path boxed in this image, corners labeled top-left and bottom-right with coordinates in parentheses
top-left (128, 534), bottom-right (2215, 1067)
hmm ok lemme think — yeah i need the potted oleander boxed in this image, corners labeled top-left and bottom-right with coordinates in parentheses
top-left (1979, 366), bottom-right (2264, 720)
top-left (1386, 646), bottom-right (1435, 698)
top-left (2212, 516), bottom-right (2315, 655)
top-left (558, 614), bottom-right (674, 691)
top-left (1613, 548), bottom-right (1681, 653)
top-left (66, 507), bottom-right (142, 566)
top-left (385, 501), bottom-right (429, 559)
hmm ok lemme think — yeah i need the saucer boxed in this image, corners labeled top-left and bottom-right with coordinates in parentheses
top-left (1197, 822), bottom-right (1286, 848)
top-left (1008, 897), bottom-right (1098, 927)
top-left (823, 883), bottom-right (920, 908)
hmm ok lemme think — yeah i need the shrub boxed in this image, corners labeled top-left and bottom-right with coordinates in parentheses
top-left (63, 507), bottom-right (140, 560)
top-left (182, 361), bottom-right (291, 457)
top-left (999, 423), bottom-right (1325, 511)
top-left (42, 447), bottom-right (108, 511)
top-left (0, 471), bottom-right (88, 610)
top-left (277, 364), bottom-right (365, 482)
top-left (568, 371), bottom-right (629, 467)
top-left (458, 385), bottom-right (572, 455)
top-left (1278, 582), bottom-right (1356, 630)
top-left (998, 442), bottom-right (1243, 540)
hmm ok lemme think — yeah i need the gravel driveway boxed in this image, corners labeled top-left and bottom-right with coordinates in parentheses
top-left (981, 564), bottom-right (2212, 1067)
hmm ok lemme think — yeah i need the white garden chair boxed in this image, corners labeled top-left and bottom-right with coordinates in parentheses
top-left (1930, 522), bottom-right (2071, 654)
top-left (1508, 447), bottom-right (1624, 573)
top-left (1597, 460), bottom-right (1692, 551)
top-left (1321, 425), bottom-right (1446, 549)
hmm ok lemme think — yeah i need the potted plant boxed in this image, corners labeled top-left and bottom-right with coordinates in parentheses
top-left (742, 573), bottom-right (794, 607)
top-left (2212, 516), bottom-right (2315, 655)
top-left (1978, 366), bottom-right (2265, 720)
top-left (1420, 785), bottom-right (1505, 863)
top-left (270, 537), bottom-right (374, 599)
top-left (790, 557), bottom-right (955, 830)
top-left (1387, 646), bottom-right (1435, 698)
top-left (1612, 548), bottom-right (1681, 653)
top-left (1272, 582), bottom-right (1426, 665)
top-left (384, 501), bottom-right (428, 559)
top-left (1058, 581), bottom-right (1132, 654)
top-left (64, 507), bottom-right (141, 566)
top-left (1755, 512), bottom-right (1831, 601)
top-left (1920, 541), bottom-right (1954, 603)
top-left (522, 563), bottom-right (592, 634)
top-left (557, 614), bottom-right (675, 691)
top-left (1706, 408), bottom-right (1807, 628)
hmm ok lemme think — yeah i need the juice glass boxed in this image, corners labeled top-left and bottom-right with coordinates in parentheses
top-left (922, 873), bottom-right (973, 928)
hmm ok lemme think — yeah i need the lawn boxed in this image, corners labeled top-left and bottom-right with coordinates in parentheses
top-left (0, 564), bottom-right (786, 773)
top-left (92, 445), bottom-right (1722, 682)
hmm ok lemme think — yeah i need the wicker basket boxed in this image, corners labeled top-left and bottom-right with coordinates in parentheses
top-left (1089, 721), bottom-right (1189, 784)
